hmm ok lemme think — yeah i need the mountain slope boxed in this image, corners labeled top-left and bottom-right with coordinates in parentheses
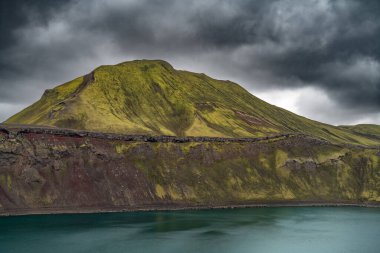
top-left (340, 124), bottom-right (380, 140)
top-left (4, 60), bottom-right (380, 145)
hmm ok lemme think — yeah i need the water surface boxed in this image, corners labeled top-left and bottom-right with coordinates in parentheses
top-left (1, 207), bottom-right (379, 253)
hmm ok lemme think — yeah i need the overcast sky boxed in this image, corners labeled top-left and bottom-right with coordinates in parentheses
top-left (1, 0), bottom-right (380, 125)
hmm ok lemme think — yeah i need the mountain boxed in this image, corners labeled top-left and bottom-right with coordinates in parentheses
top-left (4, 60), bottom-right (380, 146)
top-left (1, 59), bottom-right (380, 215)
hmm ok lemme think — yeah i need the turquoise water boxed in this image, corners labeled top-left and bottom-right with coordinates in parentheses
top-left (1, 207), bottom-right (380, 253)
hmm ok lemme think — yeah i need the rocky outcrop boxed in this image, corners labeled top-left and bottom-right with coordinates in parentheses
top-left (0, 125), bottom-right (298, 143)
top-left (0, 126), bottom-right (379, 215)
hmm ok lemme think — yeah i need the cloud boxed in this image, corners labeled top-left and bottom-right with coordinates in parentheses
top-left (0, 0), bottom-right (379, 124)
top-left (256, 86), bottom-right (380, 125)
top-left (292, 87), bottom-right (380, 125)
top-left (0, 102), bottom-right (28, 122)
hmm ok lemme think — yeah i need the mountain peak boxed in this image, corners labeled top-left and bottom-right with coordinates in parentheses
top-left (117, 59), bottom-right (174, 68)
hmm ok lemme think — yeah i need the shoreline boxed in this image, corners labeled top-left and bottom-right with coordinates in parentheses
top-left (1, 201), bottom-right (380, 217)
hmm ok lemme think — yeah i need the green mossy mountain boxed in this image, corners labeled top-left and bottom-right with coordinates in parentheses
top-left (1, 60), bottom-right (380, 214)
top-left (4, 59), bottom-right (380, 146)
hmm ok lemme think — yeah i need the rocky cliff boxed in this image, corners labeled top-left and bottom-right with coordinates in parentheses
top-left (1, 126), bottom-right (379, 215)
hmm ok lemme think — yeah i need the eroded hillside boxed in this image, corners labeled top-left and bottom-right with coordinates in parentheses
top-left (1, 126), bottom-right (379, 215)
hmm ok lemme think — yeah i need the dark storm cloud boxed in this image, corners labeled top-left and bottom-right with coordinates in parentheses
top-left (251, 0), bottom-right (380, 110)
top-left (0, 0), bottom-right (69, 50)
top-left (0, 0), bottom-right (380, 123)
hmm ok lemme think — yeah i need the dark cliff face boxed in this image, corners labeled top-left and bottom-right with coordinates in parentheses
top-left (0, 128), bottom-right (380, 215)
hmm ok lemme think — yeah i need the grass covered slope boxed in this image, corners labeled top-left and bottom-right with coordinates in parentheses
top-left (340, 124), bottom-right (380, 140)
top-left (4, 60), bottom-right (380, 145)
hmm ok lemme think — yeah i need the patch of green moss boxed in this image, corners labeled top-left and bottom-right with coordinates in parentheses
top-left (115, 142), bottom-right (144, 154)
top-left (6, 175), bottom-right (11, 190)
top-left (155, 184), bottom-right (166, 199)
top-left (181, 142), bottom-right (201, 154)
top-left (275, 149), bottom-right (288, 168)
top-left (0, 174), bottom-right (11, 190)
top-left (0, 175), bottom-right (5, 189)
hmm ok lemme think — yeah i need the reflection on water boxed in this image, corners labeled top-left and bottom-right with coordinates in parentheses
top-left (1, 207), bottom-right (380, 253)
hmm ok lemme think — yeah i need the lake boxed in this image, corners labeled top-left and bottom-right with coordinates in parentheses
top-left (0, 207), bottom-right (379, 253)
